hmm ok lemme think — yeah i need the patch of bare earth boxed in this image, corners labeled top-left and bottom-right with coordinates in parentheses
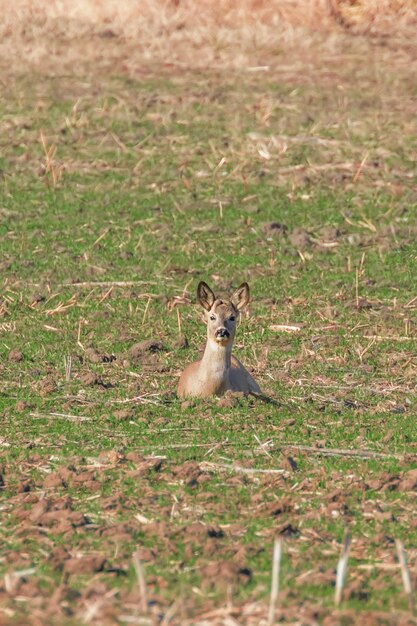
top-left (1, 451), bottom-right (417, 624)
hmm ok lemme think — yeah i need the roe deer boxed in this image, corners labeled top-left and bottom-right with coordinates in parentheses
top-left (177, 281), bottom-right (261, 398)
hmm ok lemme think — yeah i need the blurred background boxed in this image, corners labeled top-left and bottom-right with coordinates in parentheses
top-left (1, 0), bottom-right (417, 75)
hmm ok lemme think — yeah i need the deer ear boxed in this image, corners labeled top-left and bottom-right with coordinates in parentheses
top-left (231, 282), bottom-right (250, 310)
top-left (197, 281), bottom-right (215, 311)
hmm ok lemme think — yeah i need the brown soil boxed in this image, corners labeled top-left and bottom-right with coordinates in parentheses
top-left (1, 450), bottom-right (417, 624)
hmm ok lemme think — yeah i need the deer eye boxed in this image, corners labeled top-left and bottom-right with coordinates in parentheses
top-left (229, 316), bottom-right (235, 322)
top-left (210, 315), bottom-right (216, 321)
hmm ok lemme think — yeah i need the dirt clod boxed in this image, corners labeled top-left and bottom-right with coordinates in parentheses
top-left (29, 499), bottom-right (51, 523)
top-left (201, 561), bottom-right (252, 587)
top-left (398, 468), bottom-right (417, 491)
top-left (113, 408), bottom-right (132, 420)
top-left (80, 371), bottom-right (100, 386)
top-left (173, 335), bottom-right (188, 349)
top-left (128, 340), bottom-right (165, 358)
top-left (269, 499), bottom-right (294, 517)
top-left (125, 455), bottom-right (163, 480)
top-left (43, 473), bottom-right (67, 489)
top-left (264, 222), bottom-right (288, 237)
top-left (85, 347), bottom-right (116, 363)
top-left (217, 395), bottom-right (236, 408)
top-left (64, 555), bottom-right (107, 574)
top-left (39, 377), bottom-right (57, 396)
top-left (276, 522), bottom-right (300, 537)
top-left (365, 473), bottom-right (400, 491)
top-left (317, 225), bottom-right (341, 240)
top-left (171, 461), bottom-right (203, 487)
top-left (288, 228), bottom-right (312, 249)
top-left (283, 456), bottom-right (299, 472)
top-left (8, 349), bottom-right (23, 362)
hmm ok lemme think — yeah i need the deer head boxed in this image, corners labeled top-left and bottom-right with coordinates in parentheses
top-left (197, 281), bottom-right (250, 347)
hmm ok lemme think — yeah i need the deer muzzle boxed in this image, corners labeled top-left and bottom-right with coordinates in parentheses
top-left (215, 327), bottom-right (230, 340)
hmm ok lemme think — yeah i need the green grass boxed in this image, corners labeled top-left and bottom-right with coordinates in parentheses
top-left (1, 69), bottom-right (417, 625)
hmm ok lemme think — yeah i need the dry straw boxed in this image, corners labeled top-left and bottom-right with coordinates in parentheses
top-left (132, 551), bottom-right (148, 615)
top-left (335, 530), bottom-right (351, 606)
top-left (40, 131), bottom-right (62, 187)
top-left (1, 1), bottom-right (416, 74)
top-left (268, 538), bottom-right (283, 625)
top-left (396, 539), bottom-right (415, 613)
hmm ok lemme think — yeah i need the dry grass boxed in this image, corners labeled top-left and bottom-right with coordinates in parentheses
top-left (0, 0), bottom-right (416, 75)
top-left (1, 3), bottom-right (417, 623)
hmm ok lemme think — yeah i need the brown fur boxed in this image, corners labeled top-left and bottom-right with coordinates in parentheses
top-left (177, 282), bottom-right (261, 398)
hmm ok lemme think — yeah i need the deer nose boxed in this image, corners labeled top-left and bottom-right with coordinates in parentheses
top-left (215, 327), bottom-right (230, 339)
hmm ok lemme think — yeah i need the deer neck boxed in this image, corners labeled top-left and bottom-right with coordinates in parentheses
top-left (199, 337), bottom-right (232, 381)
